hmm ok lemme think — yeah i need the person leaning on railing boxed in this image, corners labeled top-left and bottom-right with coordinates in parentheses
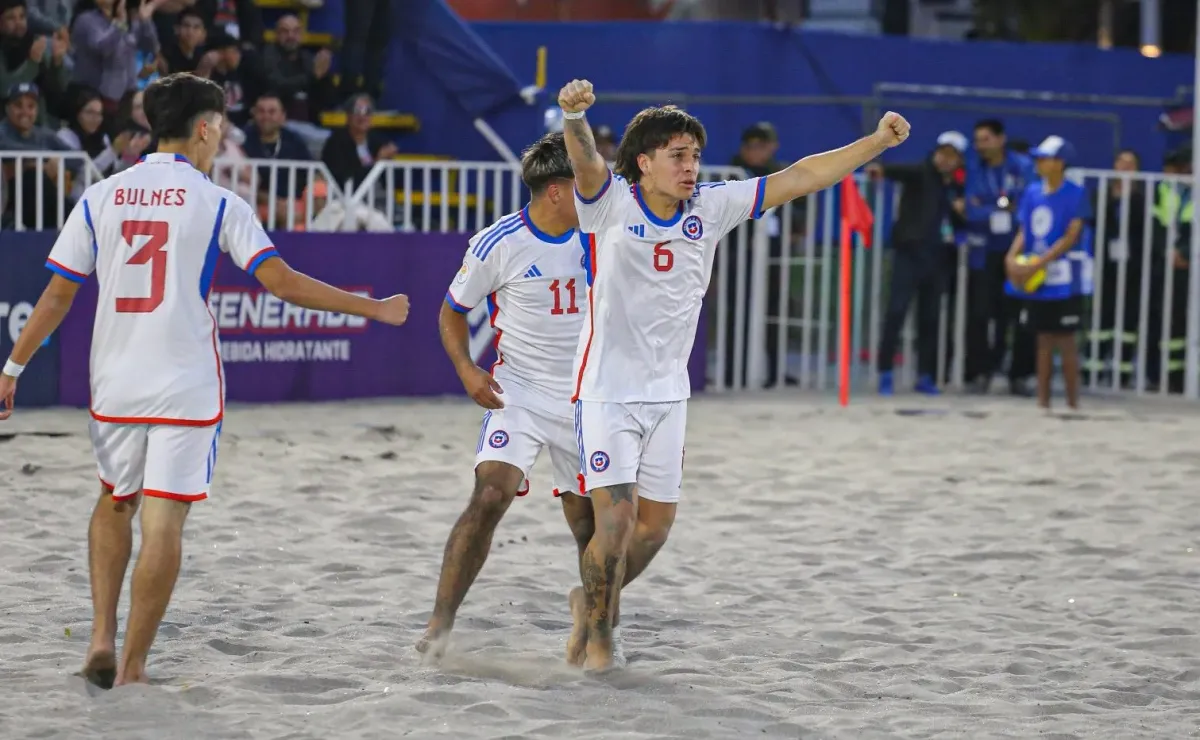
top-left (0, 79), bottom-right (80, 228)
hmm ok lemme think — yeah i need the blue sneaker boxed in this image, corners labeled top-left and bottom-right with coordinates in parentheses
top-left (915, 374), bottom-right (940, 395)
top-left (878, 371), bottom-right (894, 396)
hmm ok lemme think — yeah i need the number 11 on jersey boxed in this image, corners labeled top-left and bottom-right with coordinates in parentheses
top-left (549, 278), bottom-right (579, 315)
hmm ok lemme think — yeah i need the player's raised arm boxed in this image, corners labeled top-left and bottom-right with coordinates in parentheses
top-left (759, 112), bottom-right (912, 212)
top-left (558, 79), bottom-right (609, 200)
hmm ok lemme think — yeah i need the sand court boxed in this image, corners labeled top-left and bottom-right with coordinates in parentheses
top-left (2, 393), bottom-right (1200, 739)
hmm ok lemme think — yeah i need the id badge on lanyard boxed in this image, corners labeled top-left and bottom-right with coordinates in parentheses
top-left (988, 167), bottom-right (1012, 235)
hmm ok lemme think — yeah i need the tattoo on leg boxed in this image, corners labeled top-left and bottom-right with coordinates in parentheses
top-left (607, 483), bottom-right (635, 505)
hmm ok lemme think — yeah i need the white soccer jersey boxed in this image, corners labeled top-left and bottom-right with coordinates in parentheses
top-left (571, 170), bottom-right (767, 403)
top-left (446, 206), bottom-right (587, 418)
top-left (45, 152), bottom-right (278, 425)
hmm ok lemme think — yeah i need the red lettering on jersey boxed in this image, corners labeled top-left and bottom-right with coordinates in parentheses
top-left (114, 188), bottom-right (187, 207)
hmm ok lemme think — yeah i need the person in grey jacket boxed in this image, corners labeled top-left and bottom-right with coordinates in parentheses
top-left (69, 0), bottom-right (159, 118)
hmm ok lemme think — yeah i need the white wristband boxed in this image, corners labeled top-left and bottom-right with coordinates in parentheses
top-left (3, 359), bottom-right (24, 379)
top-left (561, 109), bottom-right (585, 120)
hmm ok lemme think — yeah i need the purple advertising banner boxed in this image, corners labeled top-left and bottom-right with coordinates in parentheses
top-left (57, 232), bottom-right (708, 406)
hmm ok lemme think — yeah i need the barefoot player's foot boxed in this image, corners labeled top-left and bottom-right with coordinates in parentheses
top-left (113, 661), bottom-right (149, 687)
top-left (582, 636), bottom-right (615, 673)
top-left (416, 625), bottom-right (450, 658)
top-left (80, 647), bottom-right (117, 690)
top-left (565, 587), bottom-right (588, 666)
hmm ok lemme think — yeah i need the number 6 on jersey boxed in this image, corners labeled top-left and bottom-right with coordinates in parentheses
top-left (653, 242), bottom-right (674, 272)
top-left (116, 220), bottom-right (170, 314)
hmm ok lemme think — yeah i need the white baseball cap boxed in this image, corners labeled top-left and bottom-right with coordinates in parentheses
top-left (936, 131), bottom-right (968, 153)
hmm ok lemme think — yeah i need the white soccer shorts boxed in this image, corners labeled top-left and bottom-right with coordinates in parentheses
top-left (90, 419), bottom-right (222, 502)
top-left (573, 400), bottom-right (687, 504)
top-left (475, 404), bottom-right (580, 497)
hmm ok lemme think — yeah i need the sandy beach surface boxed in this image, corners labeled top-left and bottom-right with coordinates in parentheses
top-left (2, 391), bottom-right (1199, 740)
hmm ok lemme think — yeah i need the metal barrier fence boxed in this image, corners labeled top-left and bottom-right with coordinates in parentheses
top-left (5, 150), bottom-right (1195, 401)
top-left (1, 152), bottom-right (345, 232)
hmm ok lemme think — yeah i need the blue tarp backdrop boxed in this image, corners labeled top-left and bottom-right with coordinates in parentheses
top-left (392, 20), bottom-right (1194, 170)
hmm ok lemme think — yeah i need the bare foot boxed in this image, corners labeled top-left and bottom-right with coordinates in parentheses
top-left (113, 664), bottom-right (148, 687)
top-left (565, 587), bottom-right (588, 667)
top-left (80, 648), bottom-right (117, 690)
top-left (582, 633), bottom-right (615, 674)
top-left (416, 627), bottom-right (449, 659)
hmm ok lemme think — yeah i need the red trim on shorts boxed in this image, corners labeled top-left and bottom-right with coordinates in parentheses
top-left (570, 234), bottom-right (598, 403)
top-left (143, 489), bottom-right (208, 502)
top-left (576, 472), bottom-right (589, 496)
top-left (100, 478), bottom-right (138, 501)
top-left (515, 478), bottom-right (530, 497)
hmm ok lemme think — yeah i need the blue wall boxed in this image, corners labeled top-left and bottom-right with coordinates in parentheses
top-left (396, 22), bottom-right (1194, 170)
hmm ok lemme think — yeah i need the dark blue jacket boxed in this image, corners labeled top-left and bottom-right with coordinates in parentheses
top-left (964, 150), bottom-right (1035, 267)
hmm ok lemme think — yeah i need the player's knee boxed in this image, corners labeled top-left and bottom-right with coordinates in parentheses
top-left (139, 497), bottom-right (190, 541)
top-left (99, 485), bottom-right (139, 515)
top-left (593, 501), bottom-right (636, 545)
top-left (560, 494), bottom-right (595, 546)
top-left (634, 519), bottom-right (671, 553)
top-left (468, 470), bottom-right (518, 519)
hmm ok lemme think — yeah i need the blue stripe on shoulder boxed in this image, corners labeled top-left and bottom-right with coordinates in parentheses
top-left (471, 214), bottom-right (521, 261)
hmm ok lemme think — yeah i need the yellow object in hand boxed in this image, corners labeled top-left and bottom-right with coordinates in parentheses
top-left (1012, 254), bottom-right (1046, 293)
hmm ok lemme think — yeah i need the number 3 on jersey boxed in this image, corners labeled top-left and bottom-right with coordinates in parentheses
top-left (116, 220), bottom-right (169, 314)
top-left (653, 242), bottom-right (674, 272)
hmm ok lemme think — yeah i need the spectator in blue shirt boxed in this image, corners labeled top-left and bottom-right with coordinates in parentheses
top-left (964, 118), bottom-right (1037, 396)
top-left (1005, 136), bottom-right (1092, 410)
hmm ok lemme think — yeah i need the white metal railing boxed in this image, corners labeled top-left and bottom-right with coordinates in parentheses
top-left (209, 157), bottom-right (342, 231)
top-left (8, 150), bottom-right (1198, 401)
top-left (0, 152), bottom-right (344, 232)
top-left (0, 151), bottom-right (104, 231)
top-left (759, 167), bottom-right (1199, 401)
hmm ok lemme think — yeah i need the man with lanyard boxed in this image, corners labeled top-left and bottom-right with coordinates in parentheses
top-left (964, 119), bottom-right (1036, 395)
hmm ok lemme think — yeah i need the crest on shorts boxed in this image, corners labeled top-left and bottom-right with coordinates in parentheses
top-left (682, 215), bottom-right (703, 241)
top-left (488, 430), bottom-right (509, 448)
top-left (589, 450), bottom-right (610, 472)
top-left (455, 261), bottom-right (470, 284)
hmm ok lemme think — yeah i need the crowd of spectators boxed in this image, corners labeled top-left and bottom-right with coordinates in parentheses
top-left (0, 0), bottom-right (398, 230)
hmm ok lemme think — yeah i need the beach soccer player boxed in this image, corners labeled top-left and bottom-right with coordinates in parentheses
top-left (0, 72), bottom-right (410, 689)
top-left (557, 78), bottom-right (912, 672)
top-left (1004, 135), bottom-right (1092, 410)
top-left (418, 132), bottom-right (609, 658)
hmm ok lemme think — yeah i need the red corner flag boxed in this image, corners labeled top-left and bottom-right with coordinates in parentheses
top-left (838, 176), bottom-right (874, 406)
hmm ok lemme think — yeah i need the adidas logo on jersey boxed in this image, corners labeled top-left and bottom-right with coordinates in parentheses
top-left (627, 224), bottom-right (645, 237)
top-left (523, 265), bottom-right (543, 279)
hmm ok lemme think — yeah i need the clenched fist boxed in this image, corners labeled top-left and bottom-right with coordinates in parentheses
top-left (875, 111), bottom-right (911, 148)
top-left (558, 79), bottom-right (595, 114)
top-left (374, 294), bottom-right (410, 326)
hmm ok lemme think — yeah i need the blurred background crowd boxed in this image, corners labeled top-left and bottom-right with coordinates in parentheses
top-left (0, 0), bottom-right (395, 229)
top-left (1, 0), bottom-right (1197, 399)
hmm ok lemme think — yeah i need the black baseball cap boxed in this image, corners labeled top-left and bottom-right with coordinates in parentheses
top-left (6, 81), bottom-right (39, 104)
